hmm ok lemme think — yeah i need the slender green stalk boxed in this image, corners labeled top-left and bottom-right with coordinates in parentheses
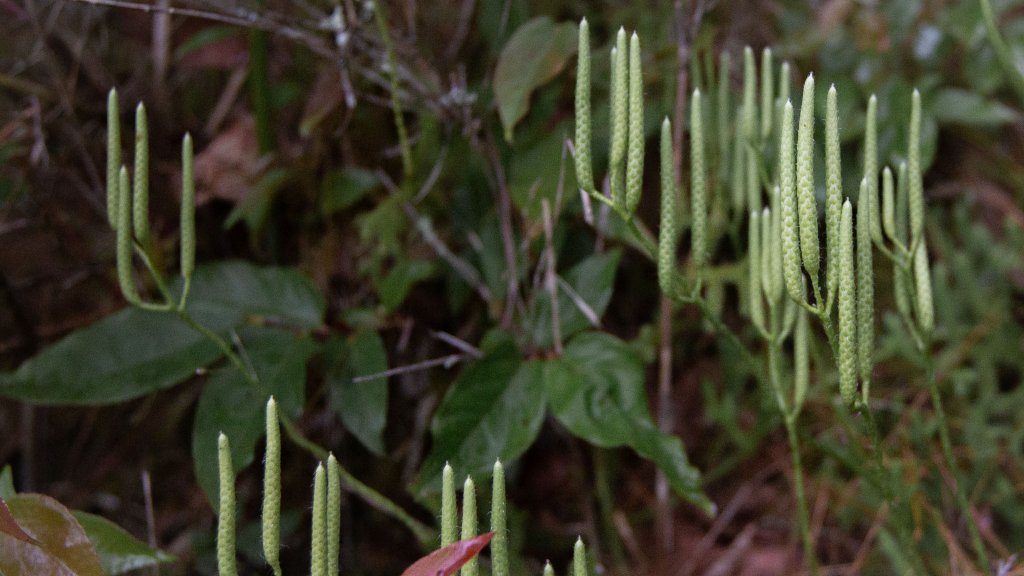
top-left (979, 0), bottom-right (1024, 107)
top-left (691, 89), bottom-right (707, 270)
top-left (327, 454), bottom-right (342, 576)
top-left (133, 104), bottom-right (150, 246)
top-left (441, 462), bottom-right (457, 547)
top-left (491, 461), bottom-right (508, 576)
top-left (106, 89), bottom-right (121, 228)
top-left (837, 200), bottom-right (857, 406)
top-left (262, 398), bottom-right (282, 576)
top-left (856, 179), bottom-right (875, 405)
top-left (795, 74), bottom-right (820, 283)
top-left (749, 211), bottom-right (765, 334)
top-left (824, 85), bottom-right (842, 313)
top-left (625, 33), bottom-right (645, 215)
top-left (217, 433), bottom-right (238, 576)
top-left (311, 464), bottom-right (327, 576)
top-left (179, 134), bottom-right (195, 308)
top-left (743, 47), bottom-right (761, 213)
top-left (760, 48), bottom-right (773, 142)
top-left (908, 90), bottom-right (923, 253)
top-left (716, 52), bottom-right (732, 185)
top-left (765, 307), bottom-right (816, 574)
top-left (372, 0), bottom-right (413, 177)
top-left (658, 118), bottom-right (677, 295)
top-left (574, 19), bottom-right (594, 194)
top-left (248, 24), bottom-right (273, 155)
top-left (610, 30), bottom-right (628, 209)
top-left (865, 95), bottom-right (881, 246)
top-left (779, 100), bottom-right (801, 303)
top-left (924, 360), bottom-right (989, 570)
top-left (116, 167), bottom-right (140, 305)
top-left (461, 476), bottom-right (478, 576)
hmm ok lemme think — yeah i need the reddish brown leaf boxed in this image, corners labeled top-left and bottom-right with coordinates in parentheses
top-left (0, 495), bottom-right (34, 544)
top-left (401, 532), bottom-right (495, 576)
top-left (0, 493), bottom-right (105, 576)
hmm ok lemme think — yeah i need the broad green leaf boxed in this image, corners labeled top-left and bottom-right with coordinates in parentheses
top-left (378, 260), bottom-right (436, 311)
top-left (320, 167), bottom-right (379, 215)
top-left (183, 260), bottom-right (325, 329)
top-left (0, 261), bottom-right (324, 405)
top-left (73, 512), bottom-right (174, 575)
top-left (326, 330), bottom-right (390, 455)
top-left (0, 307), bottom-right (221, 405)
top-left (493, 17), bottom-right (578, 141)
top-left (524, 249), bottom-right (621, 350)
top-left (414, 333), bottom-right (544, 497)
top-left (931, 88), bottom-right (1018, 127)
top-left (192, 328), bottom-right (318, 508)
top-left (544, 332), bottom-right (712, 513)
top-left (0, 494), bottom-right (104, 576)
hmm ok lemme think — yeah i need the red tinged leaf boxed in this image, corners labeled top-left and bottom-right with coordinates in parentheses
top-left (0, 495), bottom-right (34, 544)
top-left (401, 532), bottom-right (495, 576)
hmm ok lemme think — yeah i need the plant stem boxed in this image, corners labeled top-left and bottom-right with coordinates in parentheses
top-left (767, 307), bottom-right (816, 574)
top-left (172, 305), bottom-right (436, 545)
top-left (924, 361), bottom-right (989, 570)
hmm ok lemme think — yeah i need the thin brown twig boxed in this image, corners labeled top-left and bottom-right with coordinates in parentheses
top-left (72, 0), bottom-right (333, 57)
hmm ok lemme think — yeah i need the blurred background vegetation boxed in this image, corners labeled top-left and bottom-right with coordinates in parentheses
top-left (2, 0), bottom-right (1024, 574)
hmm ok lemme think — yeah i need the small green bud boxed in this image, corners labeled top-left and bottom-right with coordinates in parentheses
top-left (107, 89), bottom-right (121, 228)
top-left (824, 85), bottom-right (842, 312)
top-left (658, 118), bottom-right (677, 296)
top-left (441, 462), bottom-right (457, 547)
top-left (544, 561), bottom-right (556, 576)
top-left (262, 398), bottom-right (282, 576)
top-left (133, 103), bottom-right (150, 245)
top-left (311, 463), bottom-right (327, 576)
top-left (491, 460), bottom-right (508, 576)
top-left (779, 101), bottom-right (802, 303)
top-left (691, 89), bottom-right (707, 268)
top-left (574, 537), bottom-right (588, 576)
top-left (217, 433), bottom-right (238, 576)
top-left (574, 19), bottom-right (594, 194)
top-left (838, 200), bottom-right (857, 406)
top-left (625, 32), bottom-right (645, 215)
top-left (796, 74), bottom-right (820, 279)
